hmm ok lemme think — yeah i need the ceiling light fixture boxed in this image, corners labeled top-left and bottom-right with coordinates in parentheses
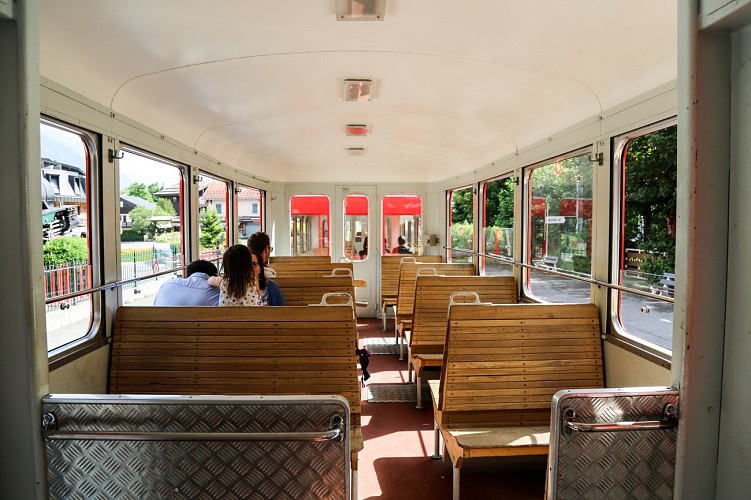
top-left (346, 124), bottom-right (369, 136)
top-left (346, 147), bottom-right (366, 156)
top-left (343, 79), bottom-right (373, 102)
top-left (335, 0), bottom-right (386, 21)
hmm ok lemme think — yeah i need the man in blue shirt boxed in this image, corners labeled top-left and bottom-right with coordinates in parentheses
top-left (153, 260), bottom-right (220, 306)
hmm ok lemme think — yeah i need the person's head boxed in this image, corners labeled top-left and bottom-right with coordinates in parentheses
top-left (250, 249), bottom-right (267, 290)
top-left (221, 244), bottom-right (254, 299)
top-left (398, 236), bottom-right (406, 246)
top-left (186, 259), bottom-right (218, 278)
top-left (248, 232), bottom-right (273, 263)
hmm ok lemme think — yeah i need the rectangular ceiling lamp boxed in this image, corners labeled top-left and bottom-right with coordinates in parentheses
top-left (346, 147), bottom-right (366, 156)
top-left (346, 124), bottom-right (369, 136)
top-left (335, 0), bottom-right (386, 21)
top-left (344, 79), bottom-right (373, 102)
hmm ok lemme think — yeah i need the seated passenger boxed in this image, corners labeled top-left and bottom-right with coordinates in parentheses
top-left (247, 231), bottom-right (276, 277)
top-left (394, 235), bottom-right (413, 254)
top-left (208, 244), bottom-right (260, 306)
top-left (153, 259), bottom-right (220, 306)
top-left (253, 250), bottom-right (285, 306)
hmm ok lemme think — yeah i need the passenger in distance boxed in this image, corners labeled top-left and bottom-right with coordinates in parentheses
top-left (394, 235), bottom-right (413, 254)
top-left (208, 244), bottom-right (260, 306)
top-left (252, 250), bottom-right (285, 306)
top-left (247, 231), bottom-right (276, 277)
top-left (153, 259), bottom-right (220, 306)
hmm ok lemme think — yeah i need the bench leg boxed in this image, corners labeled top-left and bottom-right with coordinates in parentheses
top-left (452, 466), bottom-right (460, 500)
top-left (408, 361), bottom-right (413, 384)
top-left (351, 469), bottom-right (358, 500)
top-left (398, 329), bottom-right (405, 361)
top-left (381, 303), bottom-right (387, 331)
top-left (431, 419), bottom-right (441, 459)
top-left (415, 371), bottom-right (422, 409)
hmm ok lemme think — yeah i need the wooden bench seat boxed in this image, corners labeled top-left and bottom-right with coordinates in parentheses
top-left (650, 272), bottom-right (676, 297)
top-left (268, 261), bottom-right (354, 278)
top-left (268, 255), bottom-right (332, 264)
top-left (273, 275), bottom-right (355, 306)
top-left (395, 262), bottom-right (475, 359)
top-left (380, 255), bottom-right (442, 331)
top-left (409, 276), bottom-right (518, 409)
top-left (110, 303), bottom-right (363, 497)
top-left (429, 302), bottom-right (603, 500)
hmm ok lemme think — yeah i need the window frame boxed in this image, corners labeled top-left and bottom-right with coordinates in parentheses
top-left (446, 185), bottom-right (475, 263)
top-left (289, 194), bottom-right (331, 257)
top-left (479, 174), bottom-right (515, 276)
top-left (608, 118), bottom-right (677, 364)
top-left (381, 194), bottom-right (422, 256)
top-left (521, 146), bottom-right (594, 303)
top-left (42, 117), bottom-right (106, 366)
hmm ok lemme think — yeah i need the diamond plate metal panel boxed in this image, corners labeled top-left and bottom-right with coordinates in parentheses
top-left (547, 387), bottom-right (679, 500)
top-left (42, 395), bottom-right (350, 500)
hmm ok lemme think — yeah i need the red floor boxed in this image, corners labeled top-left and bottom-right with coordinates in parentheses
top-left (356, 319), bottom-right (546, 500)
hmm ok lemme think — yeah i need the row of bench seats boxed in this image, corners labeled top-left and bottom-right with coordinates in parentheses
top-left (427, 301), bottom-right (604, 499)
top-left (111, 300), bottom-right (364, 499)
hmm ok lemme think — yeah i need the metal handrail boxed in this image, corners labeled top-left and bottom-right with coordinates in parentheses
top-left (45, 265), bottom-right (186, 305)
top-left (563, 404), bottom-right (678, 433)
top-left (445, 247), bottom-right (674, 304)
top-left (42, 428), bottom-right (342, 442)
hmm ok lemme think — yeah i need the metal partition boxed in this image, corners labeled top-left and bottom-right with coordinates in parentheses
top-left (42, 394), bottom-right (350, 500)
top-left (547, 387), bottom-right (679, 499)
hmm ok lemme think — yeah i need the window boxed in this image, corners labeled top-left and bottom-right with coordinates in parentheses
top-left (198, 174), bottom-right (229, 262)
top-left (382, 195), bottom-right (422, 255)
top-left (613, 123), bottom-right (676, 353)
top-left (290, 195), bottom-right (330, 256)
top-left (480, 176), bottom-right (514, 276)
top-left (448, 186), bottom-right (474, 263)
top-left (119, 147), bottom-right (185, 305)
top-left (238, 185), bottom-right (264, 245)
top-left (344, 194), bottom-right (369, 261)
top-left (41, 120), bottom-right (94, 352)
top-left (525, 150), bottom-right (593, 303)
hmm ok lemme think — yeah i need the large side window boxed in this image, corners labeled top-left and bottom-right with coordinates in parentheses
top-left (525, 151), bottom-right (593, 303)
top-left (290, 195), bottom-right (330, 256)
top-left (343, 194), bottom-right (369, 260)
top-left (448, 186), bottom-right (474, 263)
top-left (613, 123), bottom-right (676, 353)
top-left (198, 174), bottom-right (229, 263)
top-left (480, 176), bottom-right (514, 275)
top-left (41, 120), bottom-right (95, 352)
top-left (238, 184), bottom-right (264, 245)
top-left (383, 195), bottom-right (422, 256)
top-left (119, 148), bottom-right (185, 304)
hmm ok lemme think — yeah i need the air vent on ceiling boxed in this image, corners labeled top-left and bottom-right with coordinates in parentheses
top-left (335, 0), bottom-right (386, 21)
top-left (346, 147), bottom-right (366, 156)
top-left (343, 79), bottom-right (373, 102)
top-left (346, 124), bottom-right (369, 136)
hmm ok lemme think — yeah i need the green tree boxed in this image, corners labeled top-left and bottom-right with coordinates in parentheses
top-left (199, 207), bottom-right (224, 248)
top-left (129, 206), bottom-right (157, 238)
top-left (451, 187), bottom-right (474, 224)
top-left (624, 126), bottom-right (677, 275)
top-left (155, 197), bottom-right (176, 216)
top-left (43, 236), bottom-right (88, 265)
top-left (124, 182), bottom-right (154, 202)
top-left (485, 177), bottom-right (514, 228)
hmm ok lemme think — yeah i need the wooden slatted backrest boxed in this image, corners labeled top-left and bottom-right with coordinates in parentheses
top-left (272, 275), bottom-right (355, 306)
top-left (437, 303), bottom-right (603, 427)
top-left (410, 276), bottom-right (517, 355)
top-left (268, 256), bottom-right (332, 264)
top-left (380, 255), bottom-right (442, 301)
top-left (110, 305), bottom-right (361, 425)
top-left (396, 263), bottom-right (475, 321)
top-left (268, 262), bottom-right (354, 278)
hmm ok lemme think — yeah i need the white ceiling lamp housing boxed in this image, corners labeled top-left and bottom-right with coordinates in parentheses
top-left (345, 147), bottom-right (366, 156)
top-left (343, 79), bottom-right (373, 102)
top-left (335, 0), bottom-right (386, 21)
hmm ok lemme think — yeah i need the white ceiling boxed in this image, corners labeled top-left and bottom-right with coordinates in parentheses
top-left (39, 1), bottom-right (677, 183)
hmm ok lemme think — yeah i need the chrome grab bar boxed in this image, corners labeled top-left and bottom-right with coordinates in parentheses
top-left (42, 412), bottom-right (345, 442)
top-left (563, 404), bottom-right (678, 433)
